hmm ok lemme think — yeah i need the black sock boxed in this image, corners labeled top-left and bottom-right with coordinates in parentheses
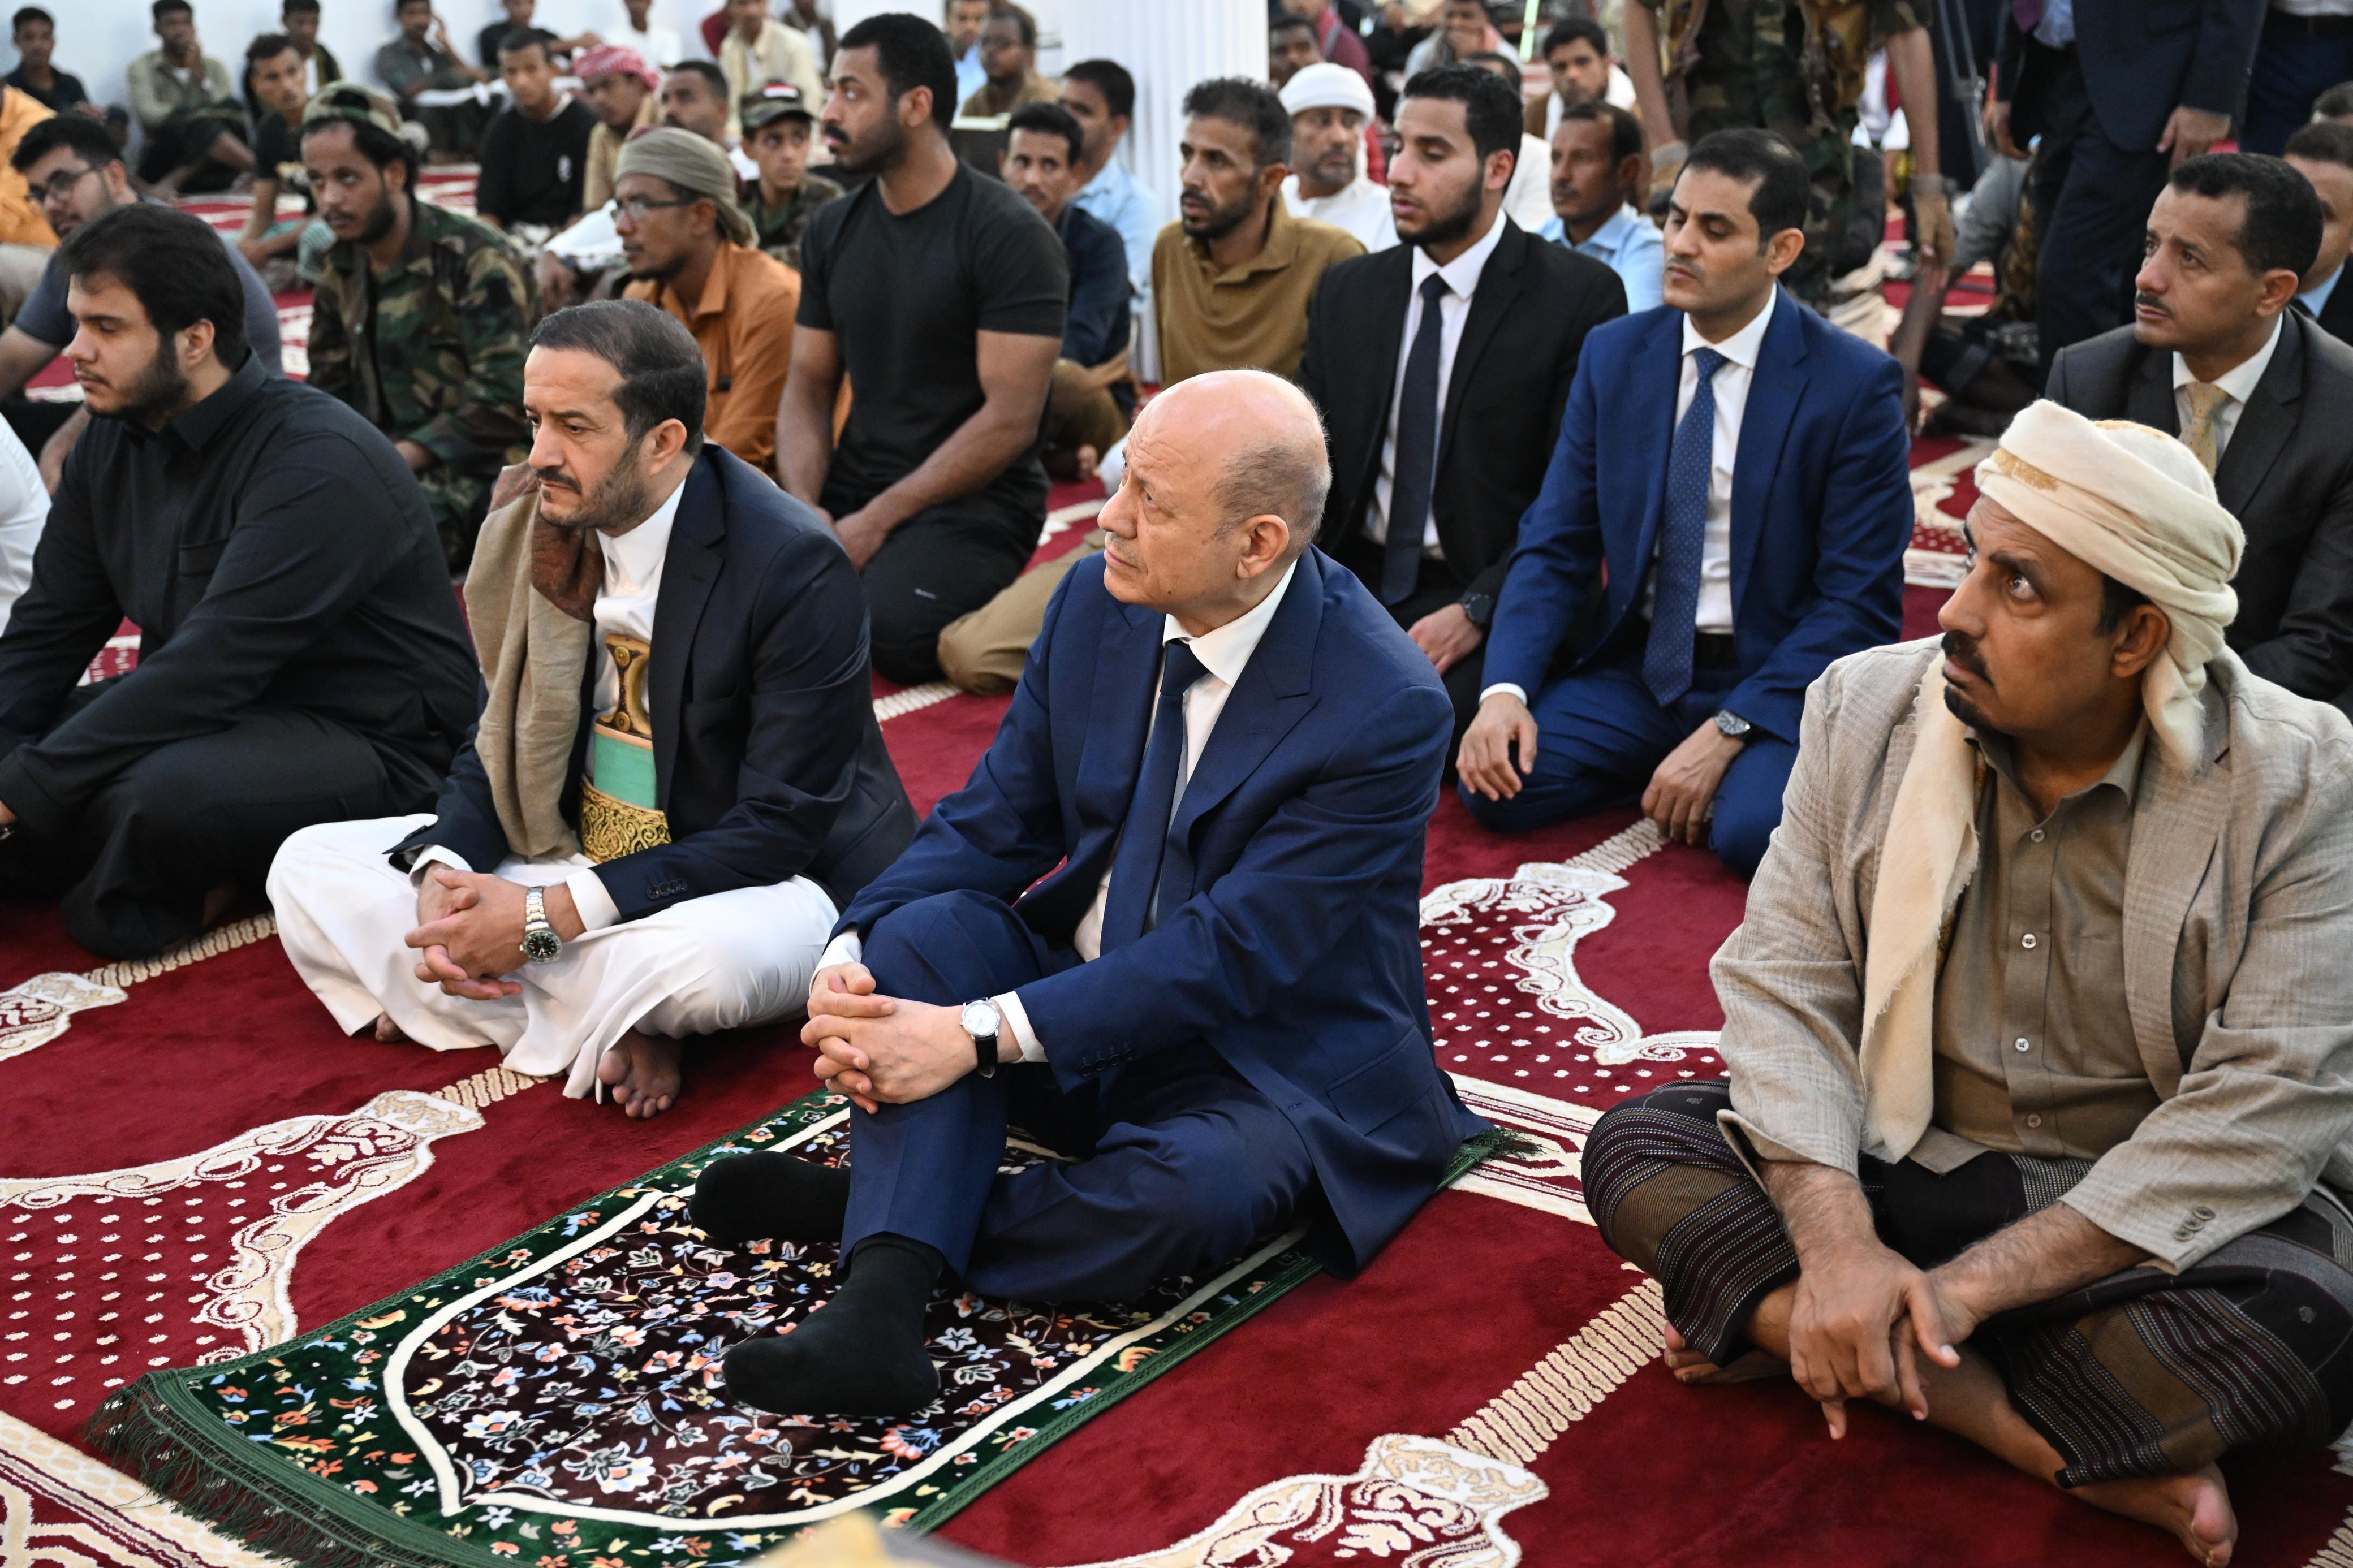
top-left (722, 1236), bottom-right (944, 1417)
top-left (688, 1153), bottom-right (851, 1245)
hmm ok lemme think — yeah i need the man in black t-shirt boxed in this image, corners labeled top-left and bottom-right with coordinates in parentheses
top-left (775, 13), bottom-right (1065, 686)
top-left (474, 31), bottom-right (597, 244)
top-left (3, 7), bottom-right (114, 131)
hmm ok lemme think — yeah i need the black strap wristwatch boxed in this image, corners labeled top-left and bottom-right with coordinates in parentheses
top-left (1459, 591), bottom-right (1496, 629)
top-left (960, 999), bottom-right (1002, 1079)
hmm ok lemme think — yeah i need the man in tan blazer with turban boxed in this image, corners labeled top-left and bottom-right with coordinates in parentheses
top-left (1580, 400), bottom-right (2353, 1567)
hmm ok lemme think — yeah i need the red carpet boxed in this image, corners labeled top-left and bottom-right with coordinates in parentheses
top-left (8, 193), bottom-right (2341, 1563)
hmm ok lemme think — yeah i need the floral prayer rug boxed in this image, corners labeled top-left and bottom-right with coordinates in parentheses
top-left (84, 1088), bottom-right (1500, 1568)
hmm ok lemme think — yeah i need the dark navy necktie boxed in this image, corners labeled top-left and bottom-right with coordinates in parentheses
top-left (1643, 345), bottom-right (1726, 706)
top-left (1098, 640), bottom-right (1208, 952)
top-left (1381, 273), bottom-right (1452, 604)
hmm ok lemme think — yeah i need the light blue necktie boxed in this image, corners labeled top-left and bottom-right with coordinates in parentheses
top-left (1643, 346), bottom-right (1727, 706)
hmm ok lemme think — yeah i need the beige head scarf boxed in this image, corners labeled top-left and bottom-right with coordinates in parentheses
top-left (1854, 400), bottom-right (2244, 1161)
top-left (614, 127), bottom-right (756, 245)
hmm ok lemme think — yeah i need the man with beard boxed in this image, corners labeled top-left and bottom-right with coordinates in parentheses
top-left (3, 115), bottom-right (282, 489)
top-left (1150, 75), bottom-right (1361, 386)
top-left (1299, 64), bottom-right (1626, 750)
top-left (1523, 17), bottom-right (1636, 142)
top-left (302, 84), bottom-right (534, 570)
top-left (1278, 62), bottom-right (1397, 254)
top-left (1460, 129), bottom-right (1911, 875)
top-left (773, 13), bottom-right (1065, 686)
top-left (618, 129), bottom-right (798, 471)
top-left (1540, 100), bottom-right (1664, 312)
top-left (1579, 401), bottom-right (2353, 1568)
top-left (270, 299), bottom-right (915, 1119)
top-left (0, 203), bottom-right (476, 958)
top-left (2046, 153), bottom-right (2353, 720)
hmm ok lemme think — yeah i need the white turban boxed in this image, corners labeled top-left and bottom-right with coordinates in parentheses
top-left (1854, 401), bottom-right (2244, 1164)
top-left (1279, 62), bottom-right (1376, 122)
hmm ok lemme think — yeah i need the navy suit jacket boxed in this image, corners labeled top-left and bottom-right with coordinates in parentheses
top-left (835, 548), bottom-right (1486, 1276)
top-left (1482, 291), bottom-right (1912, 743)
top-left (1995, 0), bottom-right (2263, 155)
top-left (394, 446), bottom-right (917, 917)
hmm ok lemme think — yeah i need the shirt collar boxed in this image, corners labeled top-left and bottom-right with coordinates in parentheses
top-left (2303, 260), bottom-right (2345, 318)
top-left (1078, 158), bottom-right (1132, 206)
top-left (159, 349), bottom-right (268, 452)
top-left (1161, 559), bottom-right (1298, 688)
top-left (1681, 283), bottom-right (1775, 370)
top-left (2173, 312), bottom-right (2282, 404)
top-left (1971, 720), bottom-right (2149, 819)
top-left (1195, 196), bottom-right (1302, 282)
top-left (594, 472), bottom-right (686, 595)
top-left (1577, 204), bottom-right (1641, 257)
top-left (1410, 205), bottom-right (1507, 301)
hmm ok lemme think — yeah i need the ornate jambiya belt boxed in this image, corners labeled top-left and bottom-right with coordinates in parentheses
top-left (580, 634), bottom-right (673, 863)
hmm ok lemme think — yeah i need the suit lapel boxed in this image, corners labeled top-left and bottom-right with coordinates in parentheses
top-left (2212, 316), bottom-right (2302, 517)
top-left (647, 452), bottom-right (724, 803)
top-left (1436, 224), bottom-right (1528, 473)
top-left (1072, 596), bottom-right (1162, 846)
top-left (1351, 250), bottom-right (1412, 524)
top-left (1727, 290), bottom-right (1807, 602)
top-left (1625, 310), bottom-right (1686, 582)
top-left (2127, 345), bottom-right (2176, 434)
top-left (2120, 686), bottom-right (2230, 1099)
top-left (1161, 554), bottom-right (1326, 896)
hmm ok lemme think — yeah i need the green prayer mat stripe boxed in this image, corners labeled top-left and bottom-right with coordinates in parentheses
top-left (87, 1090), bottom-right (1512, 1568)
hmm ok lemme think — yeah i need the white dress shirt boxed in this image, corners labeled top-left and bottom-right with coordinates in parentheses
top-left (1365, 209), bottom-right (1510, 557)
top-left (1480, 287), bottom-right (1775, 709)
top-left (415, 479), bottom-right (685, 935)
top-left (2172, 313), bottom-right (2281, 460)
top-left (0, 416), bottom-right (48, 637)
top-left (1500, 133), bottom-right (1555, 234)
top-left (818, 563), bottom-right (1301, 1063)
top-left (607, 15), bottom-right (686, 64)
top-left (1281, 171), bottom-right (1399, 253)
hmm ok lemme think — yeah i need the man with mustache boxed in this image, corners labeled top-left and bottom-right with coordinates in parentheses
top-left (1460, 129), bottom-right (1911, 874)
top-left (270, 299), bottom-right (914, 1120)
top-left (1579, 400), bottom-right (2353, 1568)
top-left (2045, 152), bottom-right (2353, 720)
top-left (301, 84), bottom-right (535, 572)
top-left (1278, 62), bottom-right (1397, 253)
top-left (772, 12), bottom-right (1066, 686)
top-left (0, 204), bottom-right (476, 959)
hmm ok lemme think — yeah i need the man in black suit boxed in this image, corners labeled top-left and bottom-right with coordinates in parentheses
top-left (2287, 123), bottom-right (2353, 344)
top-left (270, 301), bottom-right (916, 1118)
top-left (0, 204), bottom-right (478, 961)
top-left (1299, 63), bottom-right (1627, 744)
top-left (1989, 0), bottom-right (2265, 377)
top-left (2048, 153), bottom-right (2353, 716)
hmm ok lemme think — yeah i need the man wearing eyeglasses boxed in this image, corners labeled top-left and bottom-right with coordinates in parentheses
top-left (0, 113), bottom-right (282, 489)
top-left (617, 129), bottom-right (799, 473)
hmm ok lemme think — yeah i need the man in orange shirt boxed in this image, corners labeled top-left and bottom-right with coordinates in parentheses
top-left (616, 128), bottom-right (796, 472)
top-left (0, 83), bottom-right (54, 323)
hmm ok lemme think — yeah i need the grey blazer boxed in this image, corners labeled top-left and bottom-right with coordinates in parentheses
top-left (1712, 639), bottom-right (2353, 1272)
top-left (2048, 313), bottom-right (2353, 719)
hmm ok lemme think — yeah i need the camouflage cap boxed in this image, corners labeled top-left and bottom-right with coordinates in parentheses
top-left (304, 81), bottom-right (406, 139)
top-left (739, 80), bottom-right (815, 131)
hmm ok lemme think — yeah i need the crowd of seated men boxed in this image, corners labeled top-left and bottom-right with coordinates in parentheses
top-left (3, 3), bottom-right (2353, 1561)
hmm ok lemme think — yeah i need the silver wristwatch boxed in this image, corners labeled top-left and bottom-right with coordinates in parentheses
top-left (961, 998), bottom-right (1003, 1079)
top-left (1713, 709), bottom-right (1753, 741)
top-left (520, 885), bottom-right (562, 963)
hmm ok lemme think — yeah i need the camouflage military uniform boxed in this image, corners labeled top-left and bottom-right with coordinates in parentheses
top-left (743, 171), bottom-right (843, 273)
top-left (1644, 0), bottom-right (1920, 303)
top-left (308, 198), bottom-right (535, 569)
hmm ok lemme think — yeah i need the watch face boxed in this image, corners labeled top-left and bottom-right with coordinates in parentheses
top-left (522, 927), bottom-right (563, 963)
top-left (960, 1000), bottom-right (998, 1038)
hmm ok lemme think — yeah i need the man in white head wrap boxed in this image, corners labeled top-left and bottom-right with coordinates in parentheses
top-left (1572, 401), bottom-right (2353, 1566)
top-left (1277, 62), bottom-right (1398, 253)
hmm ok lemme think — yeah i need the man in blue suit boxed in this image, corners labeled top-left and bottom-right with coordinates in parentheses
top-left (689, 370), bottom-right (1485, 1418)
top-left (1459, 129), bottom-right (1912, 876)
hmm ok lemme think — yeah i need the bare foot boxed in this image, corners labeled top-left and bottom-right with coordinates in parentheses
top-left (597, 1030), bottom-right (683, 1118)
top-left (2071, 1465), bottom-right (2236, 1566)
top-left (200, 879), bottom-right (238, 929)
top-left (371, 1013), bottom-right (410, 1044)
top-left (1662, 1323), bottom-right (1787, 1384)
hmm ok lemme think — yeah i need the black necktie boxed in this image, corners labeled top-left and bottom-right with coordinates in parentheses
top-left (1098, 641), bottom-right (1208, 952)
top-left (1382, 273), bottom-right (1451, 604)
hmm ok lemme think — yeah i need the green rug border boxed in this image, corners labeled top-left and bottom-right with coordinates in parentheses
top-left (85, 1090), bottom-right (1516, 1568)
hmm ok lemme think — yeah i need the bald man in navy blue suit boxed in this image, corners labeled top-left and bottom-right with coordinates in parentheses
top-left (688, 371), bottom-right (1485, 1419)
